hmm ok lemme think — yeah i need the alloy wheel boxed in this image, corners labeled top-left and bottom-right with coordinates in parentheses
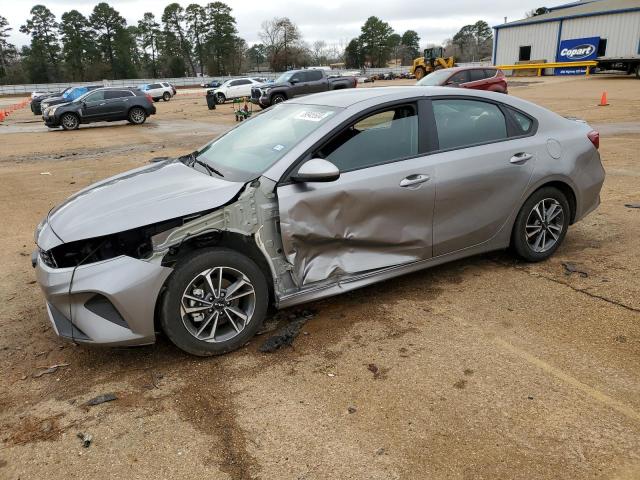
top-left (180, 266), bottom-right (256, 343)
top-left (62, 114), bottom-right (78, 130)
top-left (525, 198), bottom-right (565, 253)
top-left (130, 108), bottom-right (145, 124)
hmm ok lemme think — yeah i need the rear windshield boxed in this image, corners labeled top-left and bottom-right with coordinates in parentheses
top-left (195, 103), bottom-right (338, 182)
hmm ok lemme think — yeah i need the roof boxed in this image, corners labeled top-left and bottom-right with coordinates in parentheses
top-left (495, 0), bottom-right (640, 29)
top-left (288, 87), bottom-right (423, 108)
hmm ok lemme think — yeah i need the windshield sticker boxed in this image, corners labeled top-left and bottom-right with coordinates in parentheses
top-left (273, 144), bottom-right (285, 151)
top-left (295, 110), bottom-right (333, 122)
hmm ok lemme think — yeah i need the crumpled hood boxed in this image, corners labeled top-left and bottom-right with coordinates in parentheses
top-left (37, 160), bottom-right (244, 250)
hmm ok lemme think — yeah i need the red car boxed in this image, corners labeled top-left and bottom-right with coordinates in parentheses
top-left (416, 66), bottom-right (508, 94)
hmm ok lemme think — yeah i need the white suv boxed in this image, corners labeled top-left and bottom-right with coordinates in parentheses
top-left (212, 78), bottom-right (262, 104)
top-left (141, 82), bottom-right (175, 102)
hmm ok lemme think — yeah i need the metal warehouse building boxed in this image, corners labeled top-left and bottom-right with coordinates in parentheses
top-left (493, 0), bottom-right (640, 75)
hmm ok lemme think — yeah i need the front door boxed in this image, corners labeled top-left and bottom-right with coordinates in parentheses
top-left (276, 102), bottom-right (436, 286)
top-left (429, 97), bottom-right (539, 255)
top-left (81, 90), bottom-right (107, 120)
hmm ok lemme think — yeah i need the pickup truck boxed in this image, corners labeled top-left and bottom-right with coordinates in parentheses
top-left (250, 69), bottom-right (357, 108)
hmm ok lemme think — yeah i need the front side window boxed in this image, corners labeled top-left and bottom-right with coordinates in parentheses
top-left (448, 71), bottom-right (470, 85)
top-left (433, 99), bottom-right (508, 150)
top-left (149, 83), bottom-right (162, 89)
top-left (196, 103), bottom-right (338, 182)
top-left (83, 90), bottom-right (105, 103)
top-left (316, 105), bottom-right (418, 172)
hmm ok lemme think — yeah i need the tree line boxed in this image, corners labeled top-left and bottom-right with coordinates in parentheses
top-left (0, 4), bottom-right (494, 85)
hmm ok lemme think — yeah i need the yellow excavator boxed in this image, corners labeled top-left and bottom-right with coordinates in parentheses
top-left (410, 47), bottom-right (456, 80)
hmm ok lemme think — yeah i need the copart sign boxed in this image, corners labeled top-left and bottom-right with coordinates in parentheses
top-left (556, 36), bottom-right (600, 75)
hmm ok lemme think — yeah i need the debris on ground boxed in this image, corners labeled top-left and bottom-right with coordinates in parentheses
top-left (376, 448), bottom-right (386, 456)
top-left (33, 363), bottom-right (69, 378)
top-left (39, 172), bottom-right (51, 176)
top-left (624, 203), bottom-right (640, 209)
top-left (562, 262), bottom-right (589, 278)
top-left (258, 310), bottom-right (315, 353)
top-left (84, 393), bottom-right (117, 407)
top-left (367, 363), bottom-right (380, 379)
top-left (348, 406), bottom-right (357, 414)
top-left (77, 432), bottom-right (92, 448)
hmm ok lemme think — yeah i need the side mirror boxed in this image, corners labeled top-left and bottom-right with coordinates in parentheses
top-left (291, 158), bottom-right (340, 183)
top-left (290, 79), bottom-right (299, 84)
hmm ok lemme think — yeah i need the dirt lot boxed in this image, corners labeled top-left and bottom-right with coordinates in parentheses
top-left (1, 76), bottom-right (639, 479)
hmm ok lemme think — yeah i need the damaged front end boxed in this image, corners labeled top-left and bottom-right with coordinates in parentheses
top-left (33, 172), bottom-right (298, 347)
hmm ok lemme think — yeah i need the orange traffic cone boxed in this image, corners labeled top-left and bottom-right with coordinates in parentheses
top-left (0, 110), bottom-right (4, 122)
top-left (598, 91), bottom-right (609, 106)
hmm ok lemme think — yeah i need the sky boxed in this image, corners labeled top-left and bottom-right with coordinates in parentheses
top-left (1, 0), bottom-right (548, 49)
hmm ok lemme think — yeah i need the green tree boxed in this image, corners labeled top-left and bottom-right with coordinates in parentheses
top-left (90, 3), bottom-right (127, 77)
top-left (359, 16), bottom-right (393, 67)
top-left (246, 43), bottom-right (266, 71)
top-left (59, 10), bottom-right (92, 80)
top-left (205, 2), bottom-right (239, 75)
top-left (20, 5), bottom-right (60, 81)
top-left (112, 26), bottom-right (139, 78)
top-left (401, 30), bottom-right (420, 63)
top-left (185, 4), bottom-right (207, 75)
top-left (0, 15), bottom-right (17, 78)
top-left (344, 38), bottom-right (363, 68)
top-left (453, 20), bottom-right (492, 61)
top-left (137, 13), bottom-right (161, 77)
top-left (162, 3), bottom-right (196, 76)
top-left (387, 33), bottom-right (401, 65)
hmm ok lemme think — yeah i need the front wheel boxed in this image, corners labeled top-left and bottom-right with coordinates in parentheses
top-left (271, 94), bottom-right (286, 105)
top-left (128, 107), bottom-right (147, 125)
top-left (160, 249), bottom-right (269, 356)
top-left (512, 187), bottom-right (570, 262)
top-left (162, 92), bottom-right (171, 101)
top-left (60, 113), bottom-right (79, 131)
top-left (215, 93), bottom-right (226, 104)
top-left (636, 64), bottom-right (640, 79)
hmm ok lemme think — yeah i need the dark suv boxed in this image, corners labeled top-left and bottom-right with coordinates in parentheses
top-left (43, 87), bottom-right (157, 130)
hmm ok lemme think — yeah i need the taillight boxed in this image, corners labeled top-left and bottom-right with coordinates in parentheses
top-left (145, 94), bottom-right (153, 102)
top-left (587, 130), bottom-right (600, 149)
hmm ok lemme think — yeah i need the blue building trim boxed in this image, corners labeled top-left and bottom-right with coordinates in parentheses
top-left (555, 19), bottom-right (565, 61)
top-left (493, 6), bottom-right (640, 30)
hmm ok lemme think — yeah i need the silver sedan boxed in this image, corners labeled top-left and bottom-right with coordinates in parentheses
top-left (33, 87), bottom-right (605, 356)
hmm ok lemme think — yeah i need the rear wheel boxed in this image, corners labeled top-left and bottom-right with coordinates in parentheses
top-left (162, 92), bottom-right (171, 101)
top-left (512, 187), bottom-right (570, 262)
top-left (636, 64), bottom-right (640, 79)
top-left (160, 249), bottom-right (269, 356)
top-left (128, 107), bottom-right (147, 125)
top-left (60, 113), bottom-right (79, 131)
top-left (414, 67), bottom-right (427, 80)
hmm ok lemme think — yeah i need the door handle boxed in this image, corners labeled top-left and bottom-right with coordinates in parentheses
top-left (510, 152), bottom-right (533, 164)
top-left (400, 174), bottom-right (430, 188)
top-left (99, 102), bottom-right (106, 106)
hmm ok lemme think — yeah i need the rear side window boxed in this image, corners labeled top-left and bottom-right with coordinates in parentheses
top-left (468, 69), bottom-right (485, 82)
top-left (484, 69), bottom-right (497, 78)
top-left (508, 108), bottom-right (534, 134)
top-left (104, 90), bottom-right (132, 99)
top-left (433, 99), bottom-right (508, 150)
top-left (149, 83), bottom-right (162, 89)
top-left (308, 70), bottom-right (323, 81)
top-left (317, 105), bottom-right (418, 171)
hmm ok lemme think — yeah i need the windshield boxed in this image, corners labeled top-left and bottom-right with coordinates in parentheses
top-left (274, 72), bottom-right (294, 84)
top-left (416, 70), bottom-right (454, 86)
top-left (195, 103), bottom-right (339, 182)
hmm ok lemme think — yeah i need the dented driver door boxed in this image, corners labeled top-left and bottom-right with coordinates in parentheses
top-left (276, 102), bottom-right (436, 287)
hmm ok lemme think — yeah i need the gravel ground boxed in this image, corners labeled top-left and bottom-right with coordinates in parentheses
top-left (0, 76), bottom-right (639, 480)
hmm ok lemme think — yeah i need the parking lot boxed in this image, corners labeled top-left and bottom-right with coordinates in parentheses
top-left (1, 76), bottom-right (639, 479)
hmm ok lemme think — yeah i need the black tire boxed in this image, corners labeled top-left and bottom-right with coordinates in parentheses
top-left (271, 93), bottom-right (286, 105)
top-left (414, 67), bottom-right (427, 80)
top-left (160, 248), bottom-right (269, 356)
top-left (153, 98), bottom-right (159, 103)
top-left (636, 64), bottom-right (640, 79)
top-left (162, 92), bottom-right (171, 101)
top-left (512, 187), bottom-right (570, 262)
top-left (127, 107), bottom-right (147, 125)
top-left (215, 93), bottom-right (226, 104)
top-left (60, 112), bottom-right (79, 131)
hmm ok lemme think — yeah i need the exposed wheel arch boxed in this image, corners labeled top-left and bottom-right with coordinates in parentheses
top-left (154, 231), bottom-right (275, 333)
top-left (537, 181), bottom-right (577, 224)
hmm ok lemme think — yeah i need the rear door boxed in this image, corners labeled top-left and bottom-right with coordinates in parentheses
top-left (276, 101), bottom-right (437, 286)
top-left (104, 90), bottom-right (132, 118)
top-left (429, 97), bottom-right (540, 256)
top-left (306, 70), bottom-right (326, 94)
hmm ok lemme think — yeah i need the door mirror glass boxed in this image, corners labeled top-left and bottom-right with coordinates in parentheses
top-left (290, 78), bottom-right (299, 84)
top-left (292, 158), bottom-right (340, 182)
